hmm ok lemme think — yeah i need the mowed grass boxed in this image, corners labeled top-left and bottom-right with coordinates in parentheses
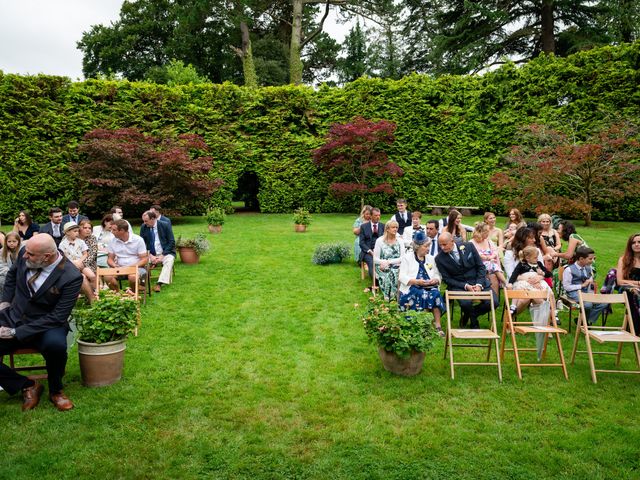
top-left (2, 213), bottom-right (640, 479)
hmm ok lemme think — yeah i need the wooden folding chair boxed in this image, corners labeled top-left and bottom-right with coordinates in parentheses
top-left (571, 292), bottom-right (640, 383)
top-left (0, 348), bottom-right (48, 380)
top-left (95, 266), bottom-right (142, 335)
top-left (444, 290), bottom-right (502, 381)
top-left (500, 289), bottom-right (568, 380)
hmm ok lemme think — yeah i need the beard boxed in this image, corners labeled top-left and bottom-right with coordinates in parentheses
top-left (26, 259), bottom-right (46, 269)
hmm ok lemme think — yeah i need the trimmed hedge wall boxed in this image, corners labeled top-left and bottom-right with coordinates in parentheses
top-left (1, 42), bottom-right (639, 222)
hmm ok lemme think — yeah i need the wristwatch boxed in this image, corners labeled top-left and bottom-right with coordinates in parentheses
top-left (9, 328), bottom-right (16, 337)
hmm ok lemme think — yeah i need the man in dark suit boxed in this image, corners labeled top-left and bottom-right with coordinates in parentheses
top-left (38, 207), bottom-right (64, 247)
top-left (150, 204), bottom-right (171, 226)
top-left (0, 234), bottom-right (82, 411)
top-left (61, 200), bottom-right (89, 225)
top-left (140, 210), bottom-right (176, 292)
top-left (435, 232), bottom-right (497, 328)
top-left (426, 220), bottom-right (441, 257)
top-left (359, 207), bottom-right (384, 280)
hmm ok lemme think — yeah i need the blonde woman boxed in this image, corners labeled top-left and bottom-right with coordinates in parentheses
top-left (471, 222), bottom-right (507, 297)
top-left (483, 211), bottom-right (504, 249)
top-left (373, 219), bottom-right (405, 300)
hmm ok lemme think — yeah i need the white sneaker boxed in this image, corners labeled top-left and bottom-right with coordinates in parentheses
top-left (556, 299), bottom-right (565, 311)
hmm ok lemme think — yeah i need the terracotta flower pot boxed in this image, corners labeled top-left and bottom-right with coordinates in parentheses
top-left (178, 246), bottom-right (200, 264)
top-left (208, 224), bottom-right (222, 234)
top-left (378, 348), bottom-right (426, 376)
top-left (294, 224), bottom-right (307, 232)
top-left (77, 338), bottom-right (126, 387)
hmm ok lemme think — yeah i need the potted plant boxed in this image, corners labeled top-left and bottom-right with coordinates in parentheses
top-left (293, 207), bottom-right (311, 232)
top-left (176, 233), bottom-right (210, 264)
top-left (73, 291), bottom-right (139, 387)
top-left (361, 295), bottom-right (437, 376)
top-left (205, 207), bottom-right (226, 234)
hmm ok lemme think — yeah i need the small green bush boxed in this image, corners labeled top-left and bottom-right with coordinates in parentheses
top-left (293, 207), bottom-right (312, 225)
top-left (312, 242), bottom-right (351, 265)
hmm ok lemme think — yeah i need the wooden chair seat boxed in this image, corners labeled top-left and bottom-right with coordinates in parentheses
top-left (571, 292), bottom-right (640, 383)
top-left (500, 288), bottom-right (568, 380)
top-left (444, 290), bottom-right (502, 381)
top-left (450, 329), bottom-right (499, 340)
top-left (1, 348), bottom-right (48, 380)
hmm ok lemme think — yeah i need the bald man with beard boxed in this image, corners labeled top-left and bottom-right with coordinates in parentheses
top-left (0, 234), bottom-right (82, 411)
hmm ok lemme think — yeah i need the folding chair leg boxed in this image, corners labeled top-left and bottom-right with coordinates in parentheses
top-left (570, 319), bottom-right (582, 364)
top-left (511, 328), bottom-right (523, 380)
top-left (554, 332), bottom-right (569, 380)
top-left (494, 337), bottom-right (503, 382)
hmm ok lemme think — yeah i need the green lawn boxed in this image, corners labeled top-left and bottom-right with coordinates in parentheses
top-left (2, 213), bottom-right (640, 479)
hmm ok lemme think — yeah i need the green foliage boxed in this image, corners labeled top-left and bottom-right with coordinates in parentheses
top-left (146, 59), bottom-right (208, 86)
top-left (204, 207), bottom-right (226, 225)
top-left (292, 207), bottom-right (312, 225)
top-left (1, 43), bottom-right (640, 221)
top-left (73, 290), bottom-right (139, 344)
top-left (361, 295), bottom-right (436, 358)
top-left (176, 233), bottom-right (211, 256)
top-left (311, 242), bottom-right (350, 265)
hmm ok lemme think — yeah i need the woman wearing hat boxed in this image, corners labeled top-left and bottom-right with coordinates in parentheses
top-left (59, 221), bottom-right (96, 302)
top-left (398, 230), bottom-right (446, 337)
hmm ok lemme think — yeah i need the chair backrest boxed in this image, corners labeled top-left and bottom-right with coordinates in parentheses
top-left (96, 266), bottom-right (139, 300)
top-left (503, 288), bottom-right (556, 327)
top-left (578, 291), bottom-right (634, 334)
top-left (557, 265), bottom-right (565, 294)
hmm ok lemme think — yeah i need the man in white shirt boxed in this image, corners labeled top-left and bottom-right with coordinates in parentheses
top-left (140, 211), bottom-right (175, 292)
top-left (105, 220), bottom-right (148, 292)
top-left (426, 220), bottom-right (441, 257)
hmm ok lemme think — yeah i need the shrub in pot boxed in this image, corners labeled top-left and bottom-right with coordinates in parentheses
top-left (73, 291), bottom-right (138, 387)
top-left (293, 207), bottom-right (311, 232)
top-left (205, 207), bottom-right (226, 234)
top-left (361, 295), bottom-right (437, 376)
top-left (176, 233), bottom-right (210, 264)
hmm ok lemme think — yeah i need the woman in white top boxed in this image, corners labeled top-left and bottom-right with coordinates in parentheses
top-left (398, 230), bottom-right (446, 336)
top-left (373, 219), bottom-right (404, 301)
top-left (93, 214), bottom-right (115, 268)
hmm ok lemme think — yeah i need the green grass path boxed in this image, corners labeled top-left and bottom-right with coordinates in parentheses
top-left (2, 214), bottom-right (640, 479)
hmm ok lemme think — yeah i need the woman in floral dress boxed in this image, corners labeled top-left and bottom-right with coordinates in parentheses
top-left (398, 230), bottom-right (446, 337)
top-left (353, 205), bottom-right (372, 262)
top-left (373, 219), bottom-right (404, 300)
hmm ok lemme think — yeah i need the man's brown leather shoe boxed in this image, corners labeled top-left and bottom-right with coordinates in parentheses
top-left (22, 382), bottom-right (44, 411)
top-left (49, 392), bottom-right (74, 411)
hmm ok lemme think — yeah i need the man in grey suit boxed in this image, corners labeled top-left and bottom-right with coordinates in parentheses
top-left (0, 234), bottom-right (83, 411)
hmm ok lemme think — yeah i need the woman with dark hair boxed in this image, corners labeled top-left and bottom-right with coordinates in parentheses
top-left (504, 208), bottom-right (526, 243)
top-left (553, 220), bottom-right (593, 272)
top-left (505, 227), bottom-right (539, 279)
top-left (616, 233), bottom-right (640, 334)
top-left (12, 210), bottom-right (39, 240)
top-left (444, 209), bottom-right (466, 243)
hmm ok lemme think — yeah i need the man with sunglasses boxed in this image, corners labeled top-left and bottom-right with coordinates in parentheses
top-left (0, 234), bottom-right (82, 411)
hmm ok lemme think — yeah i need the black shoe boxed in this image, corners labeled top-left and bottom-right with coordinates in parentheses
top-left (470, 317), bottom-right (480, 329)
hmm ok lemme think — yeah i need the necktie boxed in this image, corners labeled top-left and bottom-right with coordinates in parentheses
top-left (27, 268), bottom-right (42, 296)
top-left (53, 224), bottom-right (60, 236)
top-left (451, 250), bottom-right (460, 263)
top-left (373, 224), bottom-right (378, 235)
top-left (149, 227), bottom-right (157, 255)
top-left (430, 240), bottom-right (435, 256)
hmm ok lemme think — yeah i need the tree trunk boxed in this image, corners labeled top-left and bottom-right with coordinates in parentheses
top-left (540, 0), bottom-right (555, 53)
top-left (289, 0), bottom-right (304, 84)
top-left (240, 22), bottom-right (258, 88)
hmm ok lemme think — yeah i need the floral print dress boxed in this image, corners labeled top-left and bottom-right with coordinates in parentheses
top-left (399, 256), bottom-right (446, 312)
top-left (375, 241), bottom-right (402, 300)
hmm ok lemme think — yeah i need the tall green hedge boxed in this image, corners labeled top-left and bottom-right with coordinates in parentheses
top-left (1, 42), bottom-right (639, 222)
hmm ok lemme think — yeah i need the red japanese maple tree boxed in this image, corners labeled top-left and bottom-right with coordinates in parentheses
top-left (75, 128), bottom-right (222, 215)
top-left (313, 117), bottom-right (402, 208)
top-left (491, 121), bottom-right (640, 225)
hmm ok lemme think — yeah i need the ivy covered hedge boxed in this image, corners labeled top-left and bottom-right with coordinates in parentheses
top-left (1, 42), bottom-right (639, 222)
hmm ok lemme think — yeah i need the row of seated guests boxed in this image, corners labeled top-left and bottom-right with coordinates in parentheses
top-left (354, 202), bottom-right (640, 334)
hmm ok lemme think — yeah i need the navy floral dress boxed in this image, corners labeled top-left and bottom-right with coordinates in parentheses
top-left (399, 255), bottom-right (446, 312)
